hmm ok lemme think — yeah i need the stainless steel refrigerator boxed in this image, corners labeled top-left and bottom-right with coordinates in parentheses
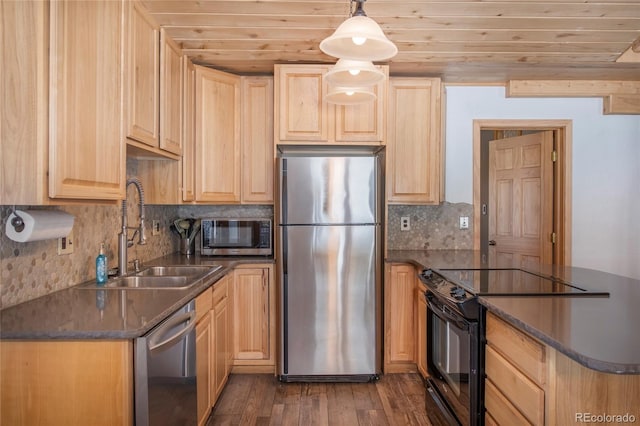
top-left (277, 146), bottom-right (383, 382)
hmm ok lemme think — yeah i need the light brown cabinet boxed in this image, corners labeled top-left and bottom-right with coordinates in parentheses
top-left (126, 1), bottom-right (159, 149)
top-left (125, 4), bottom-right (182, 159)
top-left (194, 66), bottom-right (241, 203)
top-left (485, 311), bottom-right (547, 425)
top-left (274, 64), bottom-right (387, 145)
top-left (1, 340), bottom-right (133, 425)
top-left (0, 0), bottom-right (49, 205)
top-left (415, 283), bottom-right (428, 378)
top-left (212, 275), bottom-right (232, 401)
top-left (48, 0), bottom-right (127, 200)
top-left (195, 288), bottom-right (213, 426)
top-left (159, 28), bottom-right (183, 156)
top-left (384, 263), bottom-right (416, 373)
top-left (387, 78), bottom-right (442, 205)
top-left (241, 77), bottom-right (275, 204)
top-left (182, 56), bottom-right (197, 202)
top-left (232, 264), bottom-right (276, 370)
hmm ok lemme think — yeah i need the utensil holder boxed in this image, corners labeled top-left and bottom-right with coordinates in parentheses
top-left (180, 238), bottom-right (195, 256)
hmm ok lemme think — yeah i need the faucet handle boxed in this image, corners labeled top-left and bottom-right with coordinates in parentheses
top-left (129, 259), bottom-right (141, 273)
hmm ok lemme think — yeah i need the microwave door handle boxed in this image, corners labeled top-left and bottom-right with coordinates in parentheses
top-left (148, 311), bottom-right (196, 353)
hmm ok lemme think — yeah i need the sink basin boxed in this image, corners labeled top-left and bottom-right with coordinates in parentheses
top-left (135, 265), bottom-right (218, 277)
top-left (102, 275), bottom-right (191, 289)
top-left (76, 265), bottom-right (223, 290)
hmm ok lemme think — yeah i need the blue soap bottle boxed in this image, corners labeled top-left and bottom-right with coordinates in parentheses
top-left (96, 243), bottom-right (108, 285)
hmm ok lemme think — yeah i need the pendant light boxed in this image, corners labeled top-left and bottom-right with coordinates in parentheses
top-left (325, 59), bottom-right (385, 87)
top-left (326, 86), bottom-right (377, 105)
top-left (320, 0), bottom-right (397, 61)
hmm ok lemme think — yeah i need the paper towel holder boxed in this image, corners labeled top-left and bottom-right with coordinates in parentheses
top-left (9, 206), bottom-right (25, 233)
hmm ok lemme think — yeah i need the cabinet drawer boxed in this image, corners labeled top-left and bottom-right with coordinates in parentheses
top-left (486, 312), bottom-right (546, 385)
top-left (485, 379), bottom-right (532, 426)
top-left (213, 277), bottom-right (229, 307)
top-left (486, 345), bottom-right (544, 425)
top-left (195, 288), bottom-right (212, 322)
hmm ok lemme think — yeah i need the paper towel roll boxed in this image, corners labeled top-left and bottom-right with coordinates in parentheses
top-left (5, 210), bottom-right (75, 243)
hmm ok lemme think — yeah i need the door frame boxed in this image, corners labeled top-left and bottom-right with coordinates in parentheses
top-left (472, 119), bottom-right (572, 266)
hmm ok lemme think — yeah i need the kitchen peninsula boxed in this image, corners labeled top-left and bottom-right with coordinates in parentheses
top-left (387, 249), bottom-right (640, 425)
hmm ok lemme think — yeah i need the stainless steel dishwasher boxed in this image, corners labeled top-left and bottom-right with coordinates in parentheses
top-left (135, 300), bottom-right (197, 426)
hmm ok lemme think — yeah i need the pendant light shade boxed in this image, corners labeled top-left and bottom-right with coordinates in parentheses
top-left (326, 86), bottom-right (377, 105)
top-left (320, 1), bottom-right (397, 61)
top-left (325, 59), bottom-right (385, 87)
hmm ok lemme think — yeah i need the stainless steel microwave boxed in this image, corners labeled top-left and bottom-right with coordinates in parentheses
top-left (200, 218), bottom-right (272, 256)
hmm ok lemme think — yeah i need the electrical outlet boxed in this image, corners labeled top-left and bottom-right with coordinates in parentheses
top-left (400, 216), bottom-right (411, 231)
top-left (152, 220), bottom-right (160, 236)
top-left (57, 230), bottom-right (75, 255)
top-left (459, 216), bottom-right (469, 230)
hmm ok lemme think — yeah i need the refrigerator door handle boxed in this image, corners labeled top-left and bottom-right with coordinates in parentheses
top-left (281, 158), bottom-right (288, 226)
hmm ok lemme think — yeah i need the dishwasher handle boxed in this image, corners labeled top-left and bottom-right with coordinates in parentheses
top-left (148, 310), bottom-right (196, 353)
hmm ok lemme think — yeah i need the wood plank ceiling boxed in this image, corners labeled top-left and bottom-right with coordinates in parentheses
top-left (141, 0), bottom-right (640, 83)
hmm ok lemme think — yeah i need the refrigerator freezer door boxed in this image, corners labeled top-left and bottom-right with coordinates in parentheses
top-left (282, 156), bottom-right (377, 225)
top-left (283, 224), bottom-right (378, 376)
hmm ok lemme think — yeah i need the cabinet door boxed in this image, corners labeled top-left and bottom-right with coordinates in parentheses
top-left (126, 1), bottom-right (159, 147)
top-left (182, 56), bottom-right (196, 201)
top-left (196, 312), bottom-right (211, 426)
top-left (212, 298), bottom-right (229, 401)
top-left (241, 77), bottom-right (274, 204)
top-left (160, 28), bottom-right (183, 155)
top-left (334, 70), bottom-right (387, 143)
top-left (384, 263), bottom-right (416, 370)
top-left (233, 266), bottom-right (274, 364)
top-left (387, 78), bottom-right (442, 204)
top-left (416, 286), bottom-right (428, 378)
top-left (195, 66), bottom-right (241, 202)
top-left (0, 0), bottom-right (49, 205)
top-left (275, 65), bottom-right (329, 142)
top-left (49, 0), bottom-right (125, 200)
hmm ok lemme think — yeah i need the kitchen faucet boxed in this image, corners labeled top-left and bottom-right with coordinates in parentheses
top-left (118, 178), bottom-right (147, 276)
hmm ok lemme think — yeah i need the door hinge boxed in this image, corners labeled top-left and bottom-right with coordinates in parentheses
top-left (551, 232), bottom-right (557, 244)
top-left (551, 150), bottom-right (558, 162)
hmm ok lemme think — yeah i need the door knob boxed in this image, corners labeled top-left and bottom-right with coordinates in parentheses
top-left (488, 240), bottom-right (496, 246)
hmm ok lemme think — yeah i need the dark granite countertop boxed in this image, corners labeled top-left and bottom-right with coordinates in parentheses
top-left (0, 254), bottom-right (274, 340)
top-left (386, 249), bottom-right (640, 374)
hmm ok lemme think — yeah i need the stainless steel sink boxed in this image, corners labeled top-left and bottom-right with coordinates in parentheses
top-left (135, 265), bottom-right (217, 277)
top-left (76, 265), bottom-right (222, 290)
top-left (102, 275), bottom-right (190, 289)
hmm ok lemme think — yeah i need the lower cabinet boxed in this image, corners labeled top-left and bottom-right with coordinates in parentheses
top-left (484, 312), bottom-right (546, 425)
top-left (232, 264), bottom-right (276, 371)
top-left (212, 275), bottom-right (232, 400)
top-left (384, 263), bottom-right (417, 373)
top-left (195, 273), bottom-right (233, 425)
top-left (195, 286), bottom-right (213, 426)
top-left (415, 283), bottom-right (428, 378)
top-left (0, 340), bottom-right (133, 426)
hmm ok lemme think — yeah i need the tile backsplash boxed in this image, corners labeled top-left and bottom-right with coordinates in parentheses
top-left (2, 199), bottom-right (467, 308)
top-left (387, 202), bottom-right (474, 250)
top-left (0, 204), bottom-right (178, 309)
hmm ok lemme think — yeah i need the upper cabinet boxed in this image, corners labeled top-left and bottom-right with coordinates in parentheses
top-left (386, 78), bottom-right (443, 205)
top-left (194, 66), bottom-right (241, 203)
top-left (48, 0), bottom-right (127, 200)
top-left (159, 28), bottom-right (183, 156)
top-left (125, 1), bottom-right (159, 149)
top-left (241, 77), bottom-right (274, 204)
top-left (125, 2), bottom-right (182, 159)
top-left (191, 67), bottom-right (273, 205)
top-left (274, 64), bottom-right (387, 145)
top-left (182, 56), bottom-right (197, 202)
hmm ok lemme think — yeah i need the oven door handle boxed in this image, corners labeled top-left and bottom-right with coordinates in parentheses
top-left (148, 310), bottom-right (196, 353)
top-left (427, 299), bottom-right (470, 331)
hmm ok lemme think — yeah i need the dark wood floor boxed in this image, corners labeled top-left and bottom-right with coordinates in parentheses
top-left (206, 373), bottom-right (432, 426)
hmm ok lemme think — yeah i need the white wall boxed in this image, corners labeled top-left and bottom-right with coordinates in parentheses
top-left (444, 86), bottom-right (640, 279)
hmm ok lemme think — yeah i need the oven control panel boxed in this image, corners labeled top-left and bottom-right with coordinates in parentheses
top-left (418, 269), bottom-right (479, 320)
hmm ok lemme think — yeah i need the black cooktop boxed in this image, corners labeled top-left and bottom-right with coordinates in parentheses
top-left (438, 268), bottom-right (610, 297)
